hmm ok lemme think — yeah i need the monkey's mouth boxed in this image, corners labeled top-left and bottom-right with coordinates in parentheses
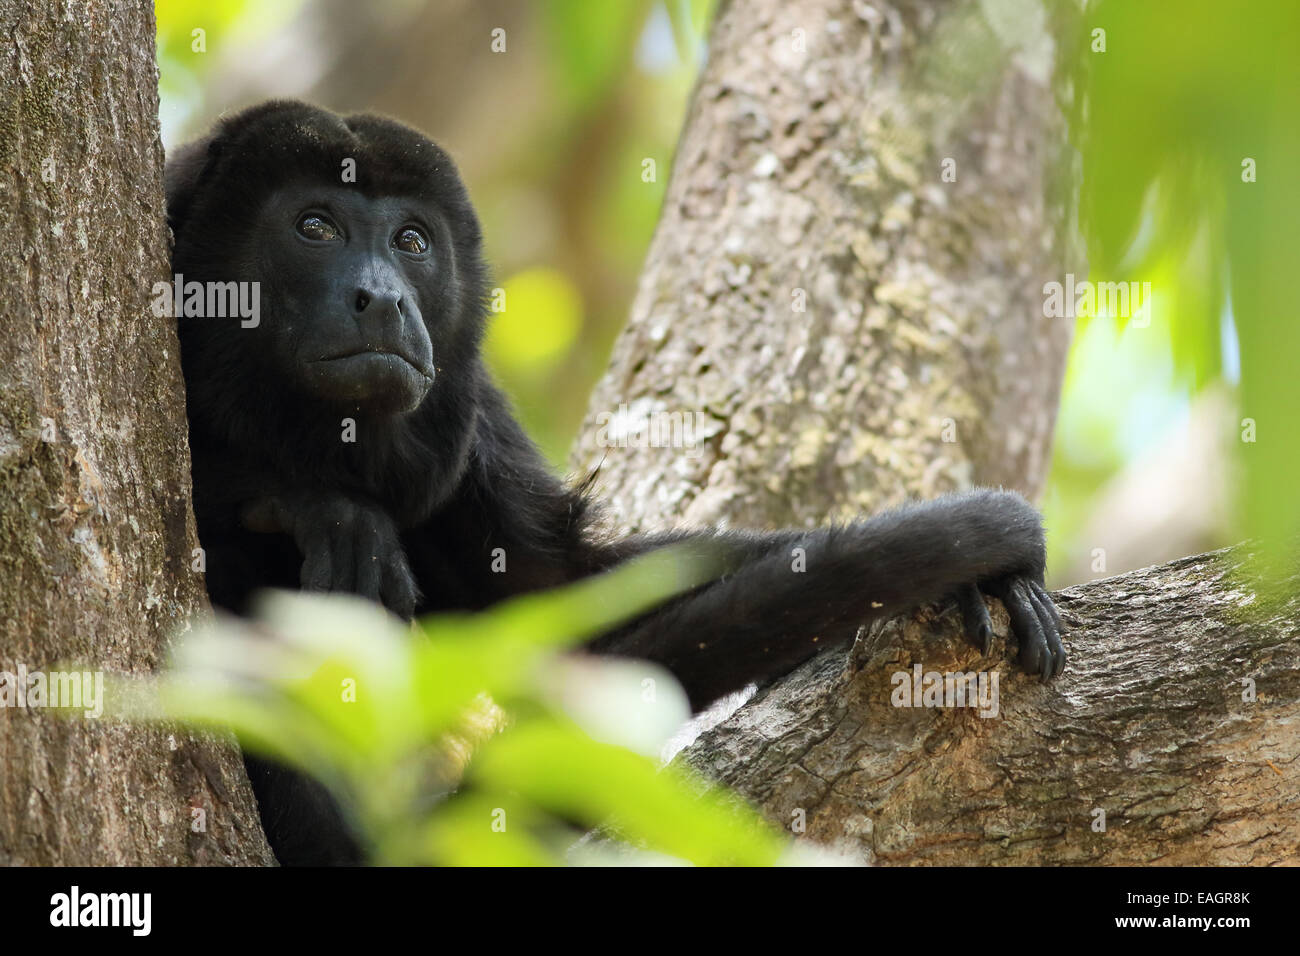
top-left (305, 348), bottom-right (436, 412)
top-left (313, 348), bottom-right (435, 383)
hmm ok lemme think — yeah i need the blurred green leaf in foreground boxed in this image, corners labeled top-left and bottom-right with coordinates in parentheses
top-left (121, 545), bottom-right (796, 866)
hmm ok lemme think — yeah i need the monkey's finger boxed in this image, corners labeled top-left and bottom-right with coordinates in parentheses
top-left (381, 558), bottom-right (419, 620)
top-left (1029, 579), bottom-right (1063, 631)
top-left (300, 533), bottom-right (333, 592)
top-left (956, 584), bottom-right (993, 655)
top-left (356, 553), bottom-right (383, 603)
top-left (1027, 581), bottom-right (1066, 679)
top-left (1004, 579), bottom-right (1051, 681)
top-left (327, 521), bottom-right (356, 593)
top-left (354, 524), bottom-right (383, 603)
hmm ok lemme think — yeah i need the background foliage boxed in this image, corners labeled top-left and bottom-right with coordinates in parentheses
top-left (1053, 0), bottom-right (1299, 581)
top-left (148, 0), bottom-right (1298, 861)
top-left (156, 0), bottom-right (1296, 585)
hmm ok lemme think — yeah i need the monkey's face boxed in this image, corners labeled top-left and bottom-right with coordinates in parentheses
top-left (169, 103), bottom-right (489, 427)
top-left (248, 186), bottom-right (447, 414)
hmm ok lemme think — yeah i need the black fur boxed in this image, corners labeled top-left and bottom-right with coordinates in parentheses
top-left (166, 100), bottom-right (1065, 866)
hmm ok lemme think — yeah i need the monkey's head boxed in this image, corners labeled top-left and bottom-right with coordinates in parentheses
top-left (166, 100), bottom-right (487, 418)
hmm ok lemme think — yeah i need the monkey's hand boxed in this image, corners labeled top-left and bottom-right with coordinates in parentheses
top-left (955, 576), bottom-right (1063, 682)
top-left (938, 490), bottom-right (1063, 682)
top-left (241, 492), bottom-right (420, 619)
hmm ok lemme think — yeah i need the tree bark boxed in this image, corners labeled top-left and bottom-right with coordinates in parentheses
top-left (566, 0), bottom-right (1299, 864)
top-left (0, 0), bottom-right (272, 865)
top-left (683, 547), bottom-right (1300, 865)
top-left (569, 0), bottom-right (1082, 805)
top-left (570, 0), bottom-right (1076, 532)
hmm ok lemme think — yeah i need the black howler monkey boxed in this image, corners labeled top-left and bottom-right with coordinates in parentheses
top-left (165, 100), bottom-right (1065, 865)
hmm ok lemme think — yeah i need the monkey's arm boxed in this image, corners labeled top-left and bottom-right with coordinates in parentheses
top-left (242, 491), bottom-right (421, 619)
top-left (586, 489), bottom-right (1063, 711)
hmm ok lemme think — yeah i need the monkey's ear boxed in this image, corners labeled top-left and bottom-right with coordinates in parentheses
top-left (163, 134), bottom-right (223, 239)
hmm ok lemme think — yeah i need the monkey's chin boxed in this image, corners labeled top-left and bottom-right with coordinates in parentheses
top-left (305, 353), bottom-right (434, 413)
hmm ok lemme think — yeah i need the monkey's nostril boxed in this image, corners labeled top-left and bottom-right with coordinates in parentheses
top-left (354, 291), bottom-right (371, 313)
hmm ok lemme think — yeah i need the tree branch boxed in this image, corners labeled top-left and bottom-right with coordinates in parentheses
top-left (682, 546), bottom-right (1300, 865)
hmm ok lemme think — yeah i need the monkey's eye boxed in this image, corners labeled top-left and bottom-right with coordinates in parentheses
top-left (393, 226), bottom-right (429, 255)
top-left (296, 213), bottom-right (342, 242)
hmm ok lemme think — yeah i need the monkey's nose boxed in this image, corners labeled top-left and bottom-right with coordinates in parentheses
top-left (352, 288), bottom-right (402, 315)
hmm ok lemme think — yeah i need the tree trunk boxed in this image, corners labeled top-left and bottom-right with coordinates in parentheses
top-left (570, 0), bottom-right (1076, 532)
top-left (684, 547), bottom-right (1300, 865)
top-left (569, 0), bottom-right (1080, 798)
top-left (0, 0), bottom-right (272, 865)
top-left (567, 0), bottom-right (1299, 863)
